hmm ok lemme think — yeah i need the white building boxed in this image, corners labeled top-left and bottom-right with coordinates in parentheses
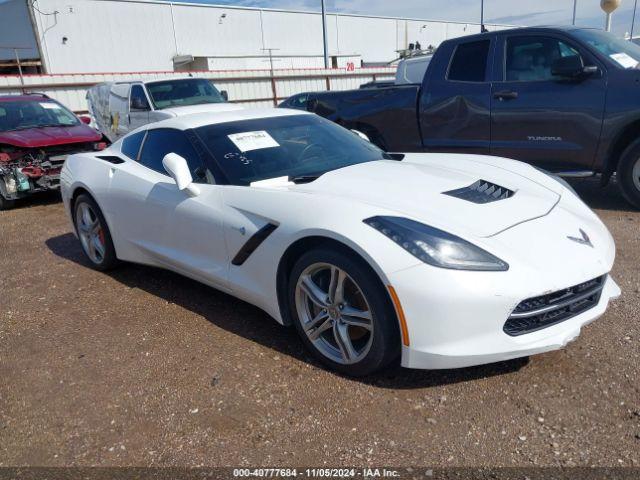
top-left (0, 0), bottom-right (509, 74)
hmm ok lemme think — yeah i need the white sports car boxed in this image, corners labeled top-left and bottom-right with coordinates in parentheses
top-left (61, 108), bottom-right (620, 376)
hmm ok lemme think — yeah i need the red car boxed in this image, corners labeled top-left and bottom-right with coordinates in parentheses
top-left (0, 94), bottom-right (105, 210)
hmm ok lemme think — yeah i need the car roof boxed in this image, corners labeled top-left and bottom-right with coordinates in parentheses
top-left (0, 94), bottom-right (54, 102)
top-left (147, 107), bottom-right (313, 131)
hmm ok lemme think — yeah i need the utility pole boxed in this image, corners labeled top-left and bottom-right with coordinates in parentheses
top-left (572, 0), bottom-right (578, 25)
top-left (631, 0), bottom-right (639, 39)
top-left (262, 47), bottom-right (280, 106)
top-left (14, 48), bottom-right (25, 92)
top-left (321, 0), bottom-right (329, 68)
top-left (480, 0), bottom-right (485, 32)
top-left (261, 48), bottom-right (280, 76)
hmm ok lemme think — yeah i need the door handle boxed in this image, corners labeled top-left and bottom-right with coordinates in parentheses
top-left (493, 90), bottom-right (519, 100)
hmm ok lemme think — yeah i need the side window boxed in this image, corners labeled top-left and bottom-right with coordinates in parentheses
top-left (506, 36), bottom-right (580, 82)
top-left (121, 131), bottom-right (146, 160)
top-left (448, 40), bottom-right (490, 82)
top-left (130, 85), bottom-right (150, 111)
top-left (138, 129), bottom-right (207, 182)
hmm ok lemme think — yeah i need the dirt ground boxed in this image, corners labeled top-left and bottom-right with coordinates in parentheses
top-left (0, 178), bottom-right (638, 468)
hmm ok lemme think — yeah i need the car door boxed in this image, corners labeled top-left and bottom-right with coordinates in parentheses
top-left (108, 128), bottom-right (231, 291)
top-left (490, 33), bottom-right (607, 171)
top-left (127, 84), bottom-right (151, 132)
top-left (418, 37), bottom-right (494, 154)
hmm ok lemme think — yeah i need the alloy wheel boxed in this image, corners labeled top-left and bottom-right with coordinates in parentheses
top-left (76, 202), bottom-right (106, 265)
top-left (633, 157), bottom-right (640, 193)
top-left (295, 262), bottom-right (374, 365)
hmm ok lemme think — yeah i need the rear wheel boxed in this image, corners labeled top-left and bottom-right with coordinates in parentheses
top-left (73, 194), bottom-right (119, 270)
top-left (617, 139), bottom-right (640, 209)
top-left (289, 248), bottom-right (400, 376)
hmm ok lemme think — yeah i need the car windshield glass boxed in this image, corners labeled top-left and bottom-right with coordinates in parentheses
top-left (0, 100), bottom-right (79, 131)
top-left (572, 29), bottom-right (640, 69)
top-left (146, 79), bottom-right (225, 110)
top-left (195, 114), bottom-right (389, 186)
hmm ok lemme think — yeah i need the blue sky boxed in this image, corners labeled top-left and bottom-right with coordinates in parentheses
top-left (179, 0), bottom-right (640, 36)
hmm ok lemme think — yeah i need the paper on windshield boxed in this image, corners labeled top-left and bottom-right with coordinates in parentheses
top-left (228, 130), bottom-right (279, 152)
top-left (609, 52), bottom-right (638, 69)
top-left (40, 102), bottom-right (61, 109)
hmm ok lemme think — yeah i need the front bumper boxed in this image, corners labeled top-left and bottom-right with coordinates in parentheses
top-left (392, 267), bottom-right (619, 369)
top-left (387, 199), bottom-right (619, 370)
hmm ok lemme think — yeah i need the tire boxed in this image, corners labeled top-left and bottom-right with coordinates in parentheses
top-left (0, 193), bottom-right (15, 211)
top-left (288, 247), bottom-right (400, 376)
top-left (73, 194), bottom-right (119, 271)
top-left (617, 139), bottom-right (640, 209)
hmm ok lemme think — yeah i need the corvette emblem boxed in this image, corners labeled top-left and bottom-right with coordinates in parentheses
top-left (567, 229), bottom-right (593, 248)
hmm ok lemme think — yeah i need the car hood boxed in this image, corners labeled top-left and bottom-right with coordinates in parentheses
top-left (162, 103), bottom-right (245, 117)
top-left (0, 124), bottom-right (102, 148)
top-left (292, 153), bottom-right (563, 238)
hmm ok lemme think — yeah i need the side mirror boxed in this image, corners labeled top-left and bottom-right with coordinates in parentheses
top-left (79, 115), bottom-right (92, 125)
top-left (551, 55), bottom-right (589, 78)
top-left (162, 153), bottom-right (200, 197)
top-left (220, 90), bottom-right (229, 101)
top-left (351, 129), bottom-right (371, 142)
top-left (130, 97), bottom-right (150, 111)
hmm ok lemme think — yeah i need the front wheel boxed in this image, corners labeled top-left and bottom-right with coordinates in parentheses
top-left (73, 194), bottom-right (119, 270)
top-left (617, 139), bottom-right (640, 209)
top-left (0, 193), bottom-right (15, 211)
top-left (288, 248), bottom-right (400, 376)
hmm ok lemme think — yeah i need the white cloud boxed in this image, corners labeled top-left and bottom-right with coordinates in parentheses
top-left (196, 0), bottom-right (638, 35)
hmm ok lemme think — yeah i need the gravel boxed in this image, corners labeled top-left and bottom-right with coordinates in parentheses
top-left (0, 179), bottom-right (638, 467)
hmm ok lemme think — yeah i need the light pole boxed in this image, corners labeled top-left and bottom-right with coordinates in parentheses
top-left (480, 0), bottom-right (485, 32)
top-left (572, 0), bottom-right (578, 25)
top-left (321, 0), bottom-right (329, 69)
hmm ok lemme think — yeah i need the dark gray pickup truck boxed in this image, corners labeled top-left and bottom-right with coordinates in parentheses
top-left (287, 26), bottom-right (640, 208)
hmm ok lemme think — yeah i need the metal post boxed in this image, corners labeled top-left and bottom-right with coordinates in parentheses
top-left (631, 0), bottom-right (638, 39)
top-left (572, 0), bottom-right (578, 25)
top-left (606, 12), bottom-right (612, 31)
top-left (14, 48), bottom-right (25, 93)
top-left (262, 48), bottom-right (279, 106)
top-left (480, 0), bottom-right (484, 31)
top-left (321, 0), bottom-right (329, 68)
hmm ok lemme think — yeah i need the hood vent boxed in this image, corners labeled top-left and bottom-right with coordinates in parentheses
top-left (443, 180), bottom-right (514, 204)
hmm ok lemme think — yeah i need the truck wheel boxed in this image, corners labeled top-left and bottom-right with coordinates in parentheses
top-left (617, 139), bottom-right (640, 209)
top-left (0, 193), bottom-right (15, 211)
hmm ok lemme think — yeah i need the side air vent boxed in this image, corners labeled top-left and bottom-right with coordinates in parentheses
top-left (443, 180), bottom-right (515, 204)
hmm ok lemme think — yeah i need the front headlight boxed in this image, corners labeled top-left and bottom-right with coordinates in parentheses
top-left (364, 216), bottom-right (509, 271)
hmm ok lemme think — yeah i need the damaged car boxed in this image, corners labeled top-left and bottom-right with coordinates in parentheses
top-left (0, 94), bottom-right (105, 210)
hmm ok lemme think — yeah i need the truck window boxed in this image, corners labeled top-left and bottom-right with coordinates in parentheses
top-left (130, 85), bottom-right (150, 111)
top-left (121, 131), bottom-right (146, 160)
top-left (447, 40), bottom-right (490, 82)
top-left (137, 128), bottom-right (206, 182)
top-left (506, 36), bottom-right (580, 82)
top-left (146, 79), bottom-right (225, 110)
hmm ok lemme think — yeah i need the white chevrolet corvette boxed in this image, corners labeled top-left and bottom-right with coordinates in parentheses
top-left (61, 108), bottom-right (620, 376)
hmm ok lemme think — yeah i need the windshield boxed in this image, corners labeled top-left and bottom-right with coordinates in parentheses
top-left (572, 29), bottom-right (640, 69)
top-left (195, 114), bottom-right (390, 186)
top-left (146, 79), bottom-right (226, 110)
top-left (0, 100), bottom-right (79, 131)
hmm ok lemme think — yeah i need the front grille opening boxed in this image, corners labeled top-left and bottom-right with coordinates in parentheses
top-left (443, 180), bottom-right (515, 204)
top-left (504, 276), bottom-right (606, 336)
